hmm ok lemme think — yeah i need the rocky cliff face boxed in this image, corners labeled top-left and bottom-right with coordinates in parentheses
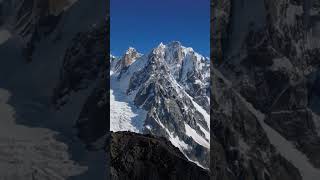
top-left (212, 0), bottom-right (320, 179)
top-left (110, 131), bottom-right (209, 180)
top-left (111, 47), bottom-right (142, 72)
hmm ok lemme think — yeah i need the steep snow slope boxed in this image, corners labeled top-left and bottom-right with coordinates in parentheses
top-left (110, 72), bottom-right (147, 132)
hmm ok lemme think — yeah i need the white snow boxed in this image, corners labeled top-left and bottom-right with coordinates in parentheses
top-left (167, 67), bottom-right (211, 148)
top-left (198, 124), bottom-right (210, 140)
top-left (110, 89), bottom-right (146, 132)
top-left (153, 112), bottom-right (190, 151)
top-left (184, 123), bottom-right (210, 149)
top-left (181, 53), bottom-right (195, 81)
top-left (154, 111), bottom-right (207, 171)
top-left (168, 74), bottom-right (210, 133)
top-left (169, 133), bottom-right (190, 151)
top-left (110, 89), bottom-right (139, 132)
top-left (236, 92), bottom-right (320, 180)
top-left (184, 155), bottom-right (209, 170)
top-left (145, 125), bottom-right (152, 130)
top-left (195, 79), bottom-right (202, 84)
top-left (110, 71), bottom-right (147, 133)
top-left (117, 55), bottom-right (149, 91)
top-left (188, 94), bottom-right (210, 128)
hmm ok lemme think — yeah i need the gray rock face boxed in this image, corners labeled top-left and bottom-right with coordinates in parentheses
top-left (110, 131), bottom-right (209, 180)
top-left (212, 0), bottom-right (320, 179)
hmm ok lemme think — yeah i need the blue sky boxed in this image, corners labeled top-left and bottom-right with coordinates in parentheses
top-left (110, 0), bottom-right (210, 57)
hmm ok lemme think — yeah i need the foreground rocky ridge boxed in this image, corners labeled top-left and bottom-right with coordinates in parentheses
top-left (110, 131), bottom-right (209, 180)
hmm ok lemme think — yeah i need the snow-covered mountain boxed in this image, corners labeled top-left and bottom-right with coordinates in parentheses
top-left (110, 41), bottom-right (210, 168)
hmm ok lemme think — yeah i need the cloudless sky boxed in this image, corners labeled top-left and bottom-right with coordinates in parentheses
top-left (110, 0), bottom-right (210, 57)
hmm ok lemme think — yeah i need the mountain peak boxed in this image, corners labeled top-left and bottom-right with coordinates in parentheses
top-left (119, 47), bottom-right (141, 68)
top-left (157, 42), bottom-right (166, 48)
top-left (152, 42), bottom-right (166, 55)
top-left (153, 41), bottom-right (184, 56)
top-left (167, 41), bottom-right (182, 48)
top-left (125, 47), bottom-right (137, 55)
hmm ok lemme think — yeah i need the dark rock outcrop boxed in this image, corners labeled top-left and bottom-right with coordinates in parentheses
top-left (110, 131), bottom-right (209, 180)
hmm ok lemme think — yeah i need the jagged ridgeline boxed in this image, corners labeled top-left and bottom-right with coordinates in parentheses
top-left (110, 41), bottom-right (210, 169)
